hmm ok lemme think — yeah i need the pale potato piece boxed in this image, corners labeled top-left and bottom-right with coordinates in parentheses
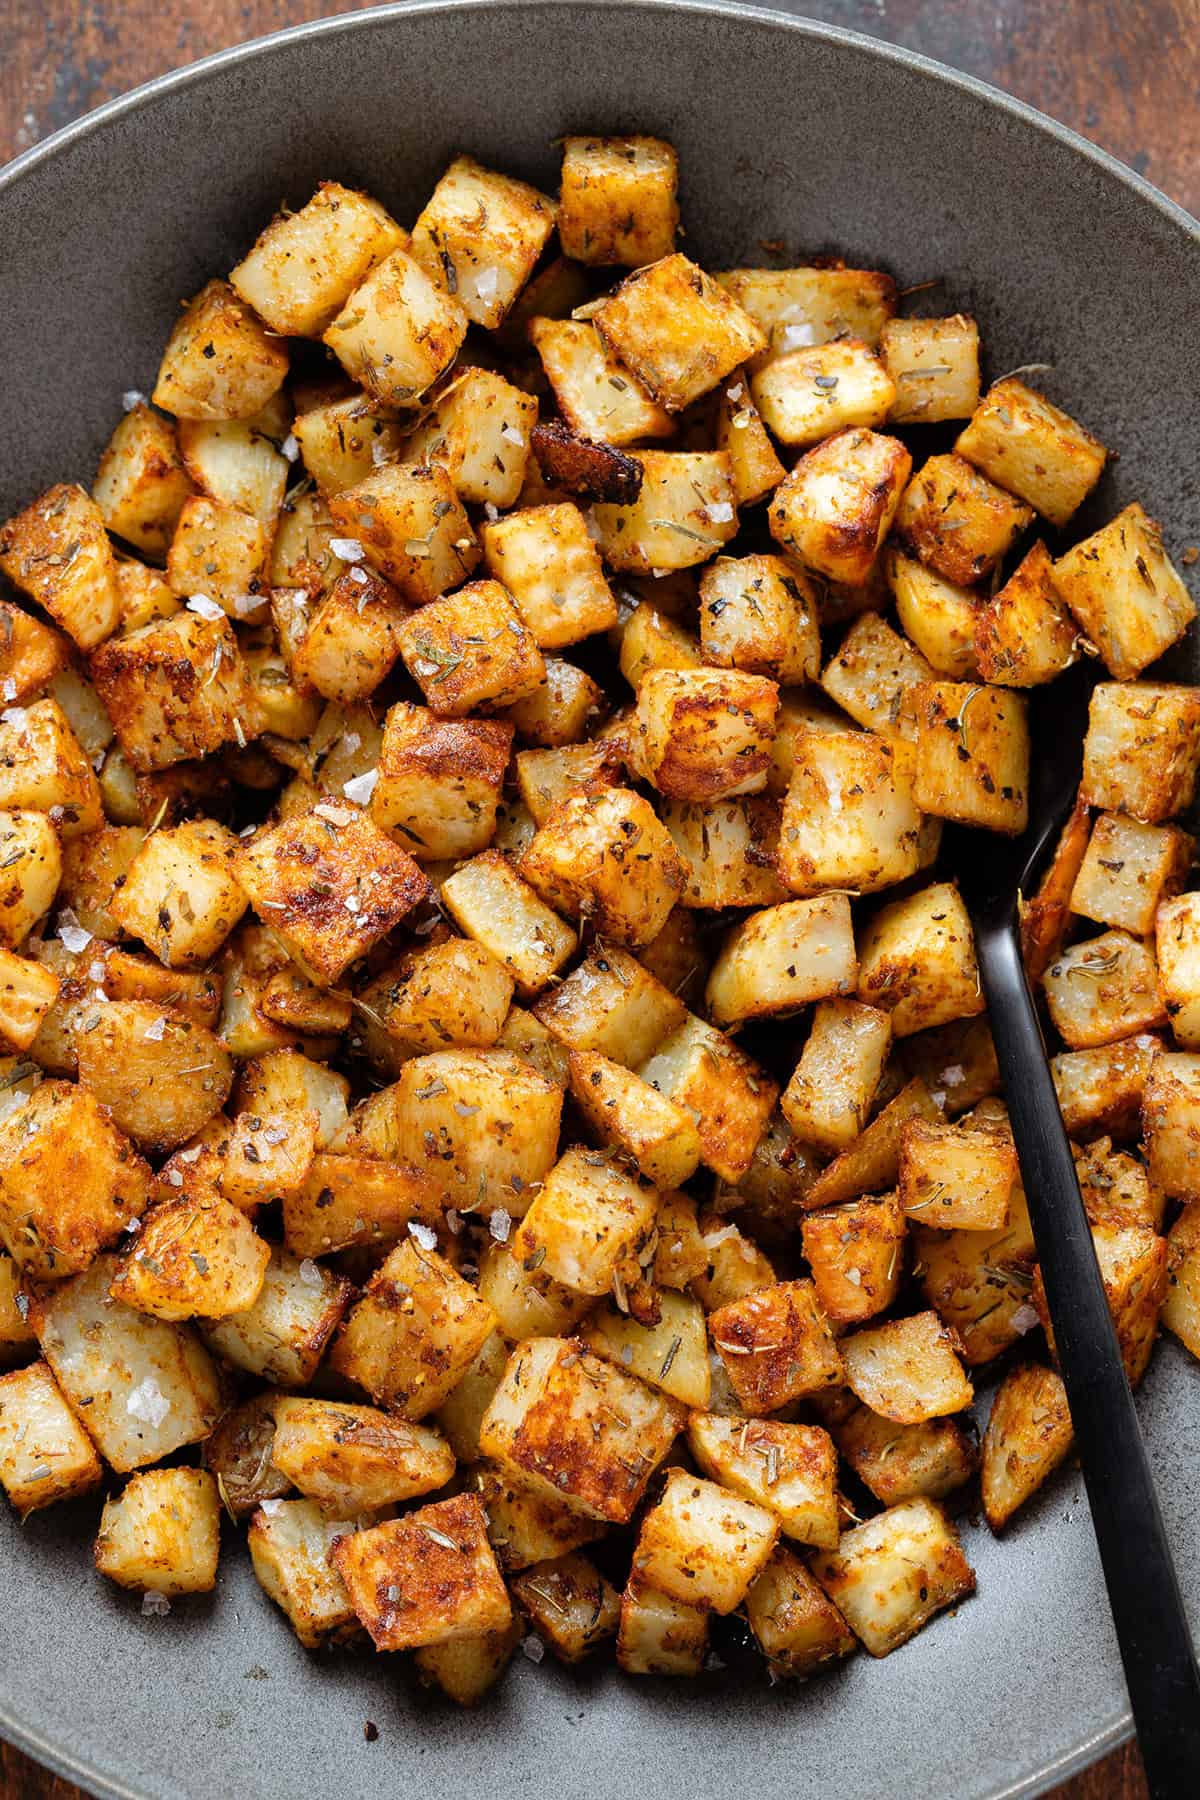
top-left (95, 1467), bottom-right (220, 1594)
top-left (981, 1363), bottom-right (1073, 1531)
top-left (840, 1311), bottom-right (974, 1423)
top-left (632, 1467), bottom-right (777, 1613)
top-left (810, 1496), bottom-right (975, 1655)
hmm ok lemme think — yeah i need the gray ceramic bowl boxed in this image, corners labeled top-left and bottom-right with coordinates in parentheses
top-left (0, 4), bottom-right (1197, 1797)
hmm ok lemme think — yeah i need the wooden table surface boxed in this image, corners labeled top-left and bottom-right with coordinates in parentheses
top-left (1, 1), bottom-right (1194, 1796)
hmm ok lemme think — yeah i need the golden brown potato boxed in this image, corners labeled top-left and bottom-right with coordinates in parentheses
top-left (153, 279), bottom-right (288, 419)
top-left (810, 1497), bottom-right (975, 1656)
top-left (230, 180), bottom-right (406, 335)
top-left (745, 1545), bottom-right (858, 1679)
top-left (409, 156), bottom-right (556, 328)
top-left (94, 404), bottom-right (195, 558)
top-left (894, 452), bottom-right (1033, 586)
top-left (270, 1397), bottom-right (454, 1513)
top-left (980, 1362), bottom-right (1073, 1530)
top-left (558, 135), bottom-right (678, 267)
top-left (332, 1492), bottom-right (512, 1650)
top-left (0, 484), bottom-right (121, 650)
top-left (95, 1467), bottom-right (220, 1595)
top-left (801, 1193), bottom-right (907, 1327)
top-left (709, 1278), bottom-right (843, 1414)
top-left (769, 428), bottom-right (911, 586)
top-left (632, 1467), bottom-right (778, 1613)
top-left (0, 1359), bottom-right (103, 1516)
top-left (511, 1552), bottom-right (622, 1664)
top-left (595, 254), bottom-right (766, 413)
top-left (840, 1311), bottom-right (974, 1423)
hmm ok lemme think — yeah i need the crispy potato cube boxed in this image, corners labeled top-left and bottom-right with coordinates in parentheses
top-left (857, 881), bottom-right (983, 1037)
top-left (396, 580), bottom-right (545, 717)
top-left (515, 742), bottom-right (622, 826)
top-left (0, 947), bottom-right (59, 1051)
top-left (567, 1049), bottom-right (701, 1188)
top-left (0, 483), bottom-right (120, 651)
top-left (440, 852), bottom-right (577, 999)
top-left (360, 936), bottom-right (513, 1055)
top-left (885, 548), bottom-right (979, 680)
top-left (33, 1255), bottom-right (221, 1468)
top-left (801, 1194), bottom-right (907, 1327)
top-left (769, 428), bottom-right (911, 586)
top-left (745, 1545), bottom-right (857, 1678)
top-left (780, 731), bottom-right (922, 894)
top-left (1070, 812), bottom-right (1191, 937)
top-left (510, 1147), bottom-right (658, 1298)
top-left (705, 896), bottom-right (856, 1028)
top-left (0, 1250), bottom-right (36, 1363)
top-left (93, 404), bottom-right (194, 557)
top-left (0, 600), bottom-right (69, 705)
top-left (410, 156), bottom-right (555, 328)
top-left (956, 377), bottom-right (1106, 527)
top-left (974, 540), bottom-right (1079, 688)
top-left (752, 338), bottom-right (895, 446)
top-left (1053, 502), bottom-right (1195, 679)
top-left (698, 554), bottom-right (819, 683)
top-left (289, 566), bottom-right (409, 703)
top-left (177, 417), bottom-right (287, 525)
top-left (636, 667), bottom-right (778, 803)
top-left (980, 1362), bottom-right (1073, 1531)
top-left (528, 317), bottom-right (673, 446)
top-left (110, 819), bottom-right (246, 967)
top-left (715, 368), bottom-right (786, 505)
top-left (436, 1331), bottom-right (513, 1462)
top-left (593, 450), bottom-right (736, 574)
top-left (841, 1311), bottom-right (973, 1423)
top-left (1033, 1219), bottom-right (1167, 1385)
top-left (1157, 892), bottom-right (1200, 1047)
top-left (1081, 682), bottom-right (1200, 823)
top-left (0, 1080), bottom-right (151, 1279)
top-left (476, 1243), bottom-right (588, 1342)
top-left (323, 247), bottom-right (466, 405)
top-left (880, 314), bottom-right (980, 423)
top-left (899, 1118), bottom-right (1016, 1230)
top-left (915, 1184), bottom-right (1038, 1365)
top-left (1163, 1203), bottom-right (1200, 1359)
top-left (1143, 1052), bottom-right (1200, 1201)
top-left (595, 254), bottom-right (765, 412)
top-left (782, 999), bottom-right (892, 1152)
top-left (804, 1078), bottom-right (940, 1211)
top-left (115, 555), bottom-right (183, 638)
top-left (330, 1238), bottom-right (496, 1418)
top-left (230, 180), bottom-right (405, 335)
top-left (1052, 1034), bottom-right (1161, 1140)
top-left (691, 1214), bottom-right (777, 1312)
top-left (819, 611), bottom-right (933, 742)
top-left (640, 1015), bottom-right (776, 1183)
top-left (617, 1577), bottom-right (708, 1676)
top-left (633, 1467), bottom-right (777, 1613)
top-left (512, 1552), bottom-right (621, 1664)
top-left (474, 1461), bottom-right (605, 1571)
top-left (506, 657), bottom-right (605, 747)
top-left (899, 1014), bottom-right (1000, 1119)
top-left (532, 943), bottom-right (686, 1065)
top-left (0, 696), bottom-right (102, 839)
top-left (236, 1047), bottom-right (350, 1147)
top-left (290, 394), bottom-right (405, 495)
top-left (1074, 1140), bottom-right (1163, 1230)
top-left (811, 1496), bottom-right (975, 1655)
top-left (521, 787), bottom-right (683, 946)
top-left (709, 1278), bottom-right (842, 1413)
top-left (57, 825), bottom-right (144, 941)
top-left (89, 611), bottom-right (253, 774)
top-left (0, 812), bottom-right (60, 948)
top-left (652, 1191), bottom-right (708, 1292)
top-left (582, 1290), bottom-right (710, 1407)
top-left (911, 680), bottom-right (1030, 835)
top-left (895, 452), bottom-right (1034, 586)
top-left (109, 1192), bottom-right (269, 1321)
top-left (480, 503), bottom-right (616, 649)
top-left (618, 603), bottom-right (702, 690)
top-left (1020, 791), bottom-right (1092, 985)
top-left (334, 1493), bottom-right (510, 1650)
top-left (479, 1335), bottom-right (684, 1522)
top-left (271, 1397), bottom-right (453, 1513)
top-left (687, 1413), bottom-right (839, 1547)
top-left (201, 1245), bottom-right (349, 1386)
top-left (405, 368), bottom-right (536, 510)
top-left (281, 1149), bottom-right (437, 1258)
top-left (817, 1390), bottom-right (978, 1505)
top-left (371, 705), bottom-right (511, 862)
top-left (715, 265), bottom-right (897, 364)
top-left (414, 1620), bottom-right (521, 1705)
top-left (1042, 930), bottom-right (1165, 1049)
top-left (0, 1359), bottom-right (102, 1516)
top-left (249, 1497), bottom-right (373, 1647)
top-left (95, 1467), bottom-right (219, 1595)
top-left (74, 1000), bottom-right (231, 1153)
top-left (202, 1394), bottom-right (289, 1519)
top-left (559, 135), bottom-right (677, 266)
top-left (328, 463), bottom-right (478, 606)
top-left (153, 279), bottom-right (287, 420)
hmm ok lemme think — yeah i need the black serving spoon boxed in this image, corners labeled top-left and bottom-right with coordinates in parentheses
top-left (951, 663), bottom-right (1200, 1796)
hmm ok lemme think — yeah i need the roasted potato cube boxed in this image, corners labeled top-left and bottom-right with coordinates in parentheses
top-left (532, 942), bottom-right (686, 1065)
top-left (1033, 1219), bottom-right (1167, 1386)
top-left (705, 896), bottom-right (856, 1027)
top-left (33, 1255), bottom-right (221, 1469)
top-left (479, 1335), bottom-right (685, 1522)
top-left (506, 657), bottom-right (605, 748)
top-left (810, 1496), bottom-right (975, 1656)
top-left (691, 1214), bottom-right (777, 1312)
top-left (911, 680), bottom-right (1030, 835)
top-left (0, 600), bottom-right (69, 705)
top-left (510, 1147), bottom-right (658, 1299)
top-left (95, 1466), bottom-right (219, 1595)
top-left (956, 377), bottom-right (1106, 527)
top-left (521, 787), bottom-right (683, 947)
top-left (895, 452), bottom-right (1033, 586)
top-left (528, 317), bottom-right (673, 446)
top-left (396, 580), bottom-right (545, 717)
top-left (511, 1552), bottom-right (621, 1664)
top-left (176, 417), bottom-right (288, 526)
top-left (56, 825), bottom-right (144, 942)
top-left (290, 393), bottom-right (405, 495)
top-left (745, 1545), bottom-right (857, 1678)
top-left (359, 936), bottom-right (514, 1056)
top-left (593, 450), bottom-right (737, 573)
top-left (249, 1496), bottom-right (373, 1647)
top-left (687, 1413), bottom-right (839, 1547)
top-left (440, 851), bottom-right (577, 999)
top-left (636, 667), bottom-right (778, 803)
top-left (93, 404), bottom-right (194, 557)
top-left (558, 135), bottom-right (678, 266)
top-left (1082, 682), bottom-right (1200, 823)
top-left (1157, 892), bottom-right (1200, 1048)
top-left (201, 1245), bottom-right (349, 1387)
top-left (782, 999), bottom-right (892, 1152)
top-left (0, 1250), bottom-right (36, 1363)
top-left (476, 1244), bottom-right (589, 1343)
top-left (370, 705), bottom-right (511, 863)
top-left (567, 1049), bottom-right (701, 1188)
top-left (639, 1014), bottom-right (776, 1183)
top-left (270, 1396), bottom-right (453, 1513)
top-left (153, 278), bottom-right (287, 419)
top-left (857, 881), bottom-right (983, 1037)
top-left (0, 947), bottom-right (59, 1052)
top-left (616, 1576), bottom-right (708, 1676)
top-left (915, 1183), bottom-right (1038, 1365)
top-left (230, 180), bottom-right (405, 335)
top-left (633, 1467), bottom-right (777, 1613)
top-left (582, 1289), bottom-right (710, 1407)
top-left (0, 1079), bottom-right (151, 1279)
top-left (1162, 1202), bottom-right (1200, 1359)
top-left (595, 253), bottom-right (765, 412)
top-left (1053, 502), bottom-right (1194, 679)
top-left (618, 604), bottom-right (702, 691)
top-left (652, 1192), bottom-right (708, 1292)
top-left (819, 610), bottom-right (933, 742)
top-left (110, 819), bottom-right (246, 967)
top-left (289, 568), bottom-right (409, 703)
top-left (980, 1362), bottom-right (1073, 1531)
top-left (326, 461), bottom-right (478, 602)
top-left (816, 1390), bottom-right (978, 1505)
top-left (1042, 930), bottom-right (1165, 1049)
top-left (698, 553), bottom-right (819, 683)
top-left (974, 540), bottom-right (1079, 687)
top-left (751, 337), bottom-right (894, 446)
top-left (709, 1278), bottom-right (843, 1413)
top-left (73, 1000), bottom-right (232, 1153)
top-left (1070, 812), bottom-right (1191, 937)
top-left (715, 265), bottom-right (897, 364)
top-left (0, 812), bottom-right (60, 948)
top-left (435, 1332), bottom-right (512, 1462)
top-left (884, 548), bottom-right (979, 680)
top-left (0, 1359), bottom-right (102, 1516)
top-left (801, 1194), bottom-right (907, 1327)
top-left (281, 1149), bottom-right (437, 1258)
top-left (89, 611), bottom-right (253, 774)
top-left (414, 1619), bottom-right (522, 1706)
top-left (804, 1078), bottom-right (940, 1211)
top-left (780, 730), bottom-right (922, 895)
top-left (899, 1117), bottom-right (1016, 1230)
top-left (515, 742), bottom-right (622, 826)
top-left (236, 1046), bottom-right (350, 1147)
top-left (323, 247), bottom-right (466, 405)
top-left (409, 156), bottom-right (555, 328)
top-left (0, 483), bottom-right (120, 651)
top-left (407, 368), bottom-right (536, 510)
top-left (473, 1460), bottom-right (606, 1571)
top-left (715, 367), bottom-right (786, 505)
top-left (480, 503), bottom-right (616, 649)
top-left (0, 696), bottom-right (102, 837)
top-left (109, 1192), bottom-right (269, 1321)
top-left (769, 427), bottom-right (911, 586)
top-left (841, 1311), bottom-right (973, 1423)
top-left (334, 1493), bottom-right (511, 1650)
top-left (115, 550), bottom-right (182, 630)
top-left (330, 1237), bottom-right (496, 1418)
top-left (1143, 1052), bottom-right (1200, 1201)
top-left (880, 314), bottom-right (980, 423)
top-left (1052, 1033), bottom-right (1161, 1140)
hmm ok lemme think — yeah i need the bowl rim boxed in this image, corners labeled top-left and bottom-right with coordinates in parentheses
top-left (0, 3), bottom-right (1196, 1795)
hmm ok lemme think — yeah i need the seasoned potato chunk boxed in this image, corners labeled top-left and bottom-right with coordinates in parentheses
top-left (230, 180), bottom-right (406, 336)
top-left (0, 1359), bottom-right (103, 1516)
top-left (709, 1278), bottom-right (843, 1413)
top-left (94, 404), bottom-right (195, 558)
top-left (956, 377), bottom-right (1106, 526)
top-left (899, 1117), bottom-right (1017, 1231)
top-left (201, 1245), bottom-right (350, 1387)
top-left (1162, 1203), bottom-right (1200, 1359)
top-left (511, 1147), bottom-right (658, 1299)
top-left (512, 1552), bottom-right (621, 1664)
top-left (568, 1050), bottom-right (701, 1188)
top-left (474, 1461), bottom-right (606, 1571)
top-left (528, 318), bottom-right (673, 446)
top-left (290, 393), bottom-right (405, 496)
top-left (980, 1362), bottom-right (1073, 1530)
top-left (819, 610), bottom-right (933, 742)
top-left (782, 999), bottom-right (892, 1152)
top-left (885, 548), bottom-right (979, 680)
top-left (705, 896), bottom-right (857, 1027)
top-left (1081, 682), bottom-right (1200, 824)
top-left (558, 135), bottom-right (678, 267)
top-left (521, 787), bottom-right (683, 947)
top-left (582, 1290), bottom-right (710, 1407)
top-left (1143, 1052), bottom-right (1200, 1201)
top-left (360, 935), bottom-right (514, 1055)
top-left (110, 819), bottom-right (246, 967)
top-left (289, 567), bottom-right (409, 702)
top-left (840, 1311), bottom-right (973, 1423)
top-left (333, 1493), bottom-right (512, 1650)
top-left (532, 943), bottom-right (686, 1066)
top-left (506, 657), bottom-right (605, 748)
top-left (479, 1335), bottom-right (684, 1522)
top-left (440, 852), bottom-right (577, 1000)
top-left (595, 254), bottom-right (765, 412)
top-left (89, 611), bottom-right (254, 774)
top-left (816, 1389), bottom-right (978, 1506)
top-left (414, 1620), bottom-right (522, 1706)
top-left (0, 813), bottom-right (58, 949)
top-left (639, 1015), bottom-right (776, 1183)
top-left (1033, 1218), bottom-right (1167, 1386)
top-left (153, 279), bottom-right (288, 420)
top-left (636, 667), bottom-right (778, 802)
top-left (698, 554), bottom-right (819, 683)
top-left (371, 704), bottom-right (511, 862)
top-left (974, 540), bottom-right (1079, 688)
top-left (1042, 930), bottom-right (1165, 1049)
top-left (0, 948), bottom-right (60, 1052)
top-left (1051, 1034), bottom-right (1161, 1141)
top-left (1070, 812), bottom-right (1191, 937)
top-left (801, 1194), bottom-right (907, 1327)
top-left (0, 696), bottom-right (102, 837)
top-left (810, 1497), bottom-right (975, 1655)
top-left (915, 1184), bottom-right (1038, 1366)
top-left (746, 1545), bottom-right (858, 1678)
top-left (911, 680), bottom-right (1030, 835)
top-left (270, 1397), bottom-right (453, 1513)
top-left (687, 1413), bottom-right (839, 1547)
top-left (74, 1001), bottom-right (232, 1153)
top-left (409, 156), bottom-right (556, 329)
top-left (476, 1244), bottom-right (589, 1343)
top-left (617, 1577), bottom-right (708, 1676)
top-left (715, 369), bottom-right (787, 506)
top-left (751, 338), bottom-right (895, 446)
top-left (714, 265), bottom-right (897, 364)
top-left (109, 1192), bottom-right (270, 1321)
top-left (633, 1467), bottom-right (777, 1613)
top-left (202, 1394), bottom-right (290, 1520)
top-left (881, 314), bottom-right (980, 423)
top-left (661, 794), bottom-right (788, 909)
top-left (0, 485), bottom-right (113, 651)
top-left (1157, 893), bottom-right (1200, 1048)
top-left (895, 453), bottom-right (1033, 586)
top-left (396, 580), bottom-right (546, 717)
top-left (857, 881), bottom-right (983, 1037)
top-left (327, 462), bottom-right (478, 603)
top-left (248, 1497), bottom-right (371, 1648)
top-left (177, 418), bottom-right (288, 526)
top-left (769, 427), bottom-right (911, 586)
top-left (323, 247), bottom-right (467, 405)
top-left (1053, 502), bottom-right (1195, 679)
top-left (780, 730), bottom-right (922, 894)
top-left (95, 1467), bottom-right (220, 1595)
top-left (281, 1150), bottom-right (437, 1258)
top-left (481, 504), bottom-right (616, 649)
top-left (405, 367), bottom-right (537, 510)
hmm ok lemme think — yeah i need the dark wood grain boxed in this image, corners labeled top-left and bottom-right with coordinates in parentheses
top-left (0, 2), bottom-right (1191, 1796)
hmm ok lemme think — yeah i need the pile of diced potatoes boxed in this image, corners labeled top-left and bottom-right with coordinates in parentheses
top-left (0, 130), bottom-right (1197, 1702)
